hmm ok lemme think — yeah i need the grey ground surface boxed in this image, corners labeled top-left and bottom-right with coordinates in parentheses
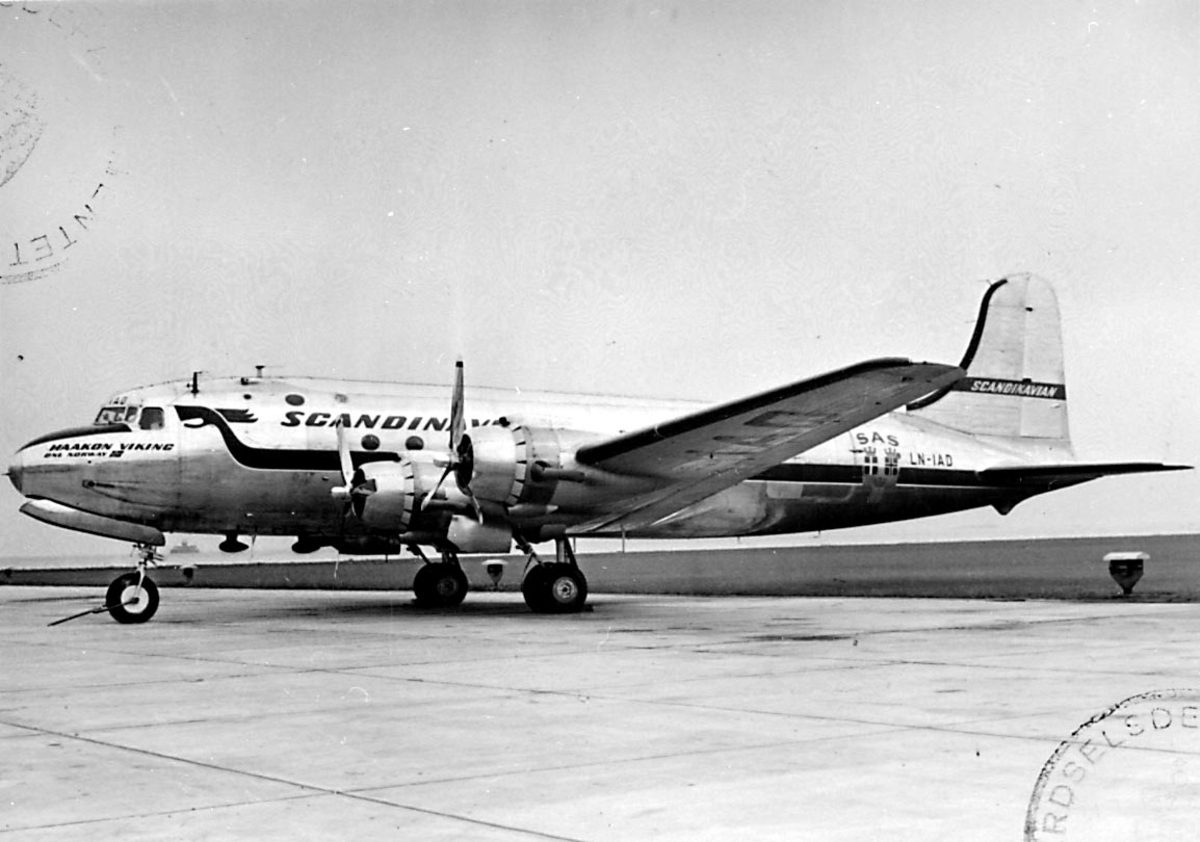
top-left (3, 587), bottom-right (1200, 841)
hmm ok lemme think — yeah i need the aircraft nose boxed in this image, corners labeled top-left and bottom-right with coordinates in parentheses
top-left (8, 448), bottom-right (26, 494)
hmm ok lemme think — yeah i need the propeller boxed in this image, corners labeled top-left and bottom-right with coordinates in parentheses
top-left (331, 419), bottom-right (373, 518)
top-left (421, 359), bottom-right (483, 521)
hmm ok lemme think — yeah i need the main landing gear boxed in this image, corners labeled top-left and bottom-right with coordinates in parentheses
top-left (411, 547), bottom-right (469, 608)
top-left (518, 536), bottom-right (589, 614)
top-left (407, 538), bottom-right (590, 614)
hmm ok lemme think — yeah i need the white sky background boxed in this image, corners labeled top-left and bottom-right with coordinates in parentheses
top-left (1, 0), bottom-right (1197, 557)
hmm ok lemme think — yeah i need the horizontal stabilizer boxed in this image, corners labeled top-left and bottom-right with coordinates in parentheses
top-left (978, 462), bottom-right (1190, 489)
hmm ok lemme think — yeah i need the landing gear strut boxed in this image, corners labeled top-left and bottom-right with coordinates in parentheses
top-left (46, 544), bottom-right (162, 627)
top-left (519, 536), bottom-right (589, 614)
top-left (411, 547), bottom-right (469, 608)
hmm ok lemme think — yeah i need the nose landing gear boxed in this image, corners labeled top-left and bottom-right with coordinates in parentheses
top-left (48, 543), bottom-right (163, 626)
top-left (105, 569), bottom-right (160, 624)
top-left (106, 543), bottom-right (162, 624)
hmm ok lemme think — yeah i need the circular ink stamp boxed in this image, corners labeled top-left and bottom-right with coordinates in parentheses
top-left (1026, 688), bottom-right (1200, 841)
top-left (0, 3), bottom-right (122, 284)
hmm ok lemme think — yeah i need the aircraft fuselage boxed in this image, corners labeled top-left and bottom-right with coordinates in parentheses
top-left (9, 374), bottom-right (1056, 552)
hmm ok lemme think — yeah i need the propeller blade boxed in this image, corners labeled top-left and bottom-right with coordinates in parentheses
top-left (449, 358), bottom-right (465, 451)
top-left (453, 431), bottom-right (474, 494)
top-left (418, 359), bottom-right (480, 519)
top-left (336, 419), bottom-right (354, 484)
top-left (464, 486), bottom-right (483, 523)
top-left (450, 359), bottom-right (481, 522)
top-left (419, 463), bottom-right (454, 512)
top-left (330, 420), bottom-right (356, 502)
top-left (350, 473), bottom-right (375, 519)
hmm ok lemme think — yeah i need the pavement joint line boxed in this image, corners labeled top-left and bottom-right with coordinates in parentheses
top-left (5, 646), bottom-right (1184, 707)
top-left (12, 657), bottom-right (1189, 741)
top-left (578, 693), bottom-right (1200, 756)
top-left (0, 720), bottom-right (588, 842)
top-left (19, 662), bottom-right (1043, 751)
top-left (328, 791), bottom-right (589, 842)
top-left (343, 725), bottom-right (913, 794)
top-left (0, 792), bottom-right (326, 836)
top-left (6, 689), bottom-right (968, 784)
top-left (321, 654), bottom-right (1193, 697)
top-left (868, 657), bottom-right (1200, 680)
top-left (2, 712), bottom-right (903, 804)
top-left (520, 689), bottom-right (1074, 744)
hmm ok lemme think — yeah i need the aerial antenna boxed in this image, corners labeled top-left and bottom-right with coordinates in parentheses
top-left (247, 363), bottom-right (283, 381)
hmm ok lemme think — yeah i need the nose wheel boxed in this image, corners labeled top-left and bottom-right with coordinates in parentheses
top-left (107, 543), bottom-right (162, 624)
top-left (106, 571), bottom-right (160, 624)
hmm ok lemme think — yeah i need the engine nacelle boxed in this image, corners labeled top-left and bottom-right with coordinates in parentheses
top-left (457, 424), bottom-right (577, 508)
top-left (354, 456), bottom-right (440, 532)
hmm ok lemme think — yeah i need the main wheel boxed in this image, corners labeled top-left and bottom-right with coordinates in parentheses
top-left (521, 564), bottom-right (551, 612)
top-left (106, 573), bottom-right (160, 624)
top-left (412, 564), bottom-right (469, 607)
top-left (522, 563), bottom-right (588, 614)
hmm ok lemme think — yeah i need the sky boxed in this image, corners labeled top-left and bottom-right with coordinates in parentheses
top-left (2, 0), bottom-right (1198, 557)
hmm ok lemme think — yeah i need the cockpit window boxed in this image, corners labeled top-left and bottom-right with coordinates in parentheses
top-left (139, 407), bottom-right (165, 430)
top-left (95, 405), bottom-right (139, 425)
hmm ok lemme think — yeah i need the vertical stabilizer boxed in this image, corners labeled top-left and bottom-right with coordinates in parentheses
top-left (907, 274), bottom-right (1069, 441)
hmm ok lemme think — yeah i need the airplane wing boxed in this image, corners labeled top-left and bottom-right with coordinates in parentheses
top-left (572, 358), bottom-right (963, 533)
top-left (978, 462), bottom-right (1191, 490)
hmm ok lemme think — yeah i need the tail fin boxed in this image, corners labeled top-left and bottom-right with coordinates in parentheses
top-left (907, 274), bottom-right (1069, 441)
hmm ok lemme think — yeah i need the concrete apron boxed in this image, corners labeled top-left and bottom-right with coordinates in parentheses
top-left (3, 588), bottom-right (1198, 841)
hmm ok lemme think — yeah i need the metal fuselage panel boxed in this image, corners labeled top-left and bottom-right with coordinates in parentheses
top-left (10, 377), bottom-right (1051, 545)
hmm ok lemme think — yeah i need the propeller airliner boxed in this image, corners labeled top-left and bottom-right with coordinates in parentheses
top-left (7, 275), bottom-right (1186, 622)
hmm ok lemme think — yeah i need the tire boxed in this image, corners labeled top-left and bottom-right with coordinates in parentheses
top-left (412, 564), bottom-right (468, 607)
top-left (523, 564), bottom-right (588, 614)
top-left (106, 573), bottom-right (160, 624)
top-left (521, 564), bottom-right (551, 612)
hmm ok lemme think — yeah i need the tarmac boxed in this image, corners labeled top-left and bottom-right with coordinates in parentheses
top-left (4, 586), bottom-right (1200, 841)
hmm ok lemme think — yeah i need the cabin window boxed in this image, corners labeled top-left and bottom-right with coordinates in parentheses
top-left (140, 407), bottom-right (165, 430)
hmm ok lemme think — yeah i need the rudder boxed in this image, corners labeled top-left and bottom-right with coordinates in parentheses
top-left (907, 274), bottom-right (1069, 441)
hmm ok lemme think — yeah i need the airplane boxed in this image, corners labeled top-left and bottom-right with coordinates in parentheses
top-left (6, 274), bottom-right (1187, 623)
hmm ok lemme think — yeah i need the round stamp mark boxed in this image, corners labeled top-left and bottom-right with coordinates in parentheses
top-left (1026, 688), bottom-right (1200, 841)
top-left (1, 2), bottom-right (122, 285)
